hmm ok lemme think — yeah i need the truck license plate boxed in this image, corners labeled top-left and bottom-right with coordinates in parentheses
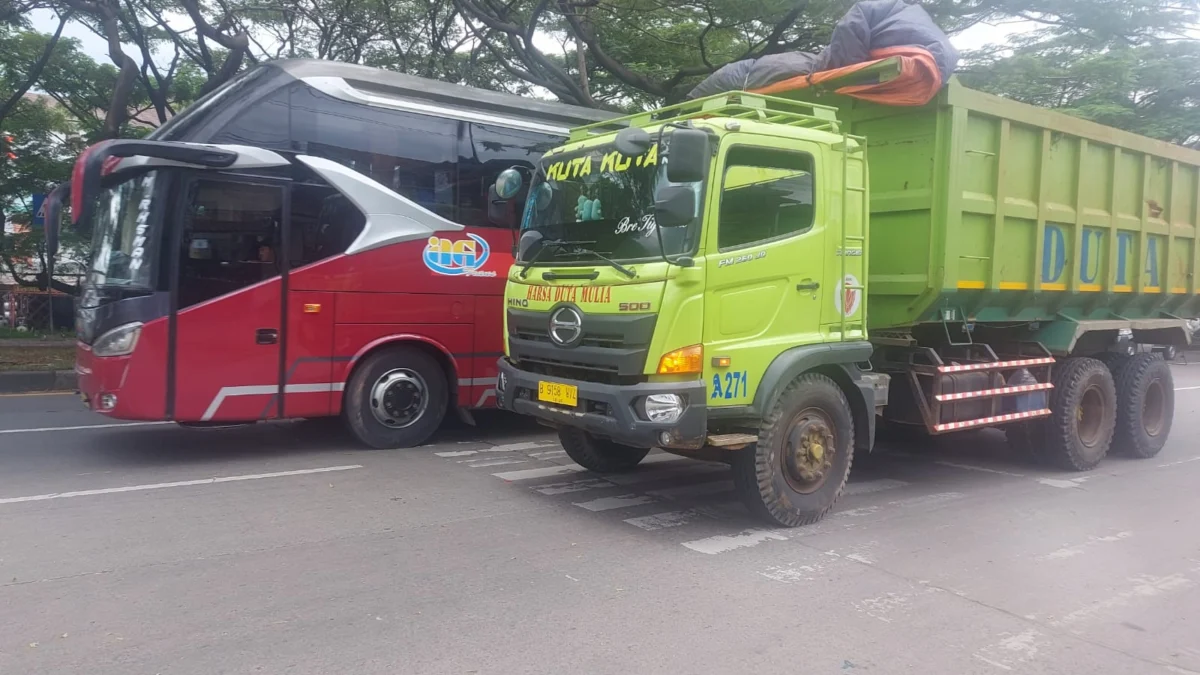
top-left (538, 381), bottom-right (578, 407)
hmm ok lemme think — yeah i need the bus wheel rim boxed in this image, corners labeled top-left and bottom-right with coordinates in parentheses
top-left (369, 368), bottom-right (428, 429)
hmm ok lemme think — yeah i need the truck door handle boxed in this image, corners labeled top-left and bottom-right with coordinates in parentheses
top-left (255, 329), bottom-right (279, 345)
top-left (796, 281), bottom-right (820, 292)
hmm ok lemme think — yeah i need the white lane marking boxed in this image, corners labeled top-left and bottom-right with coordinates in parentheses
top-left (1040, 531), bottom-right (1133, 561)
top-left (646, 480), bottom-right (732, 500)
top-left (1159, 456), bottom-right (1200, 468)
top-left (842, 478), bottom-right (909, 497)
top-left (435, 450), bottom-right (481, 458)
top-left (887, 492), bottom-right (965, 508)
top-left (1048, 573), bottom-right (1196, 627)
top-left (604, 462), bottom-right (727, 486)
top-left (0, 421), bottom-right (171, 435)
top-left (972, 629), bottom-right (1048, 672)
top-left (529, 450), bottom-right (568, 460)
top-left (833, 505), bottom-right (881, 519)
top-left (493, 465), bottom-right (585, 481)
top-left (624, 510), bottom-right (704, 531)
top-left (758, 560), bottom-right (833, 583)
top-left (933, 461), bottom-right (1025, 477)
top-left (1175, 386), bottom-right (1200, 391)
top-left (854, 591), bottom-right (914, 624)
top-left (573, 494), bottom-right (657, 512)
top-left (682, 529), bottom-right (788, 555)
top-left (640, 453), bottom-right (687, 466)
top-left (434, 441), bottom-right (557, 458)
top-left (0, 465), bottom-right (363, 505)
top-left (535, 479), bottom-right (614, 495)
top-left (201, 382), bottom-right (345, 421)
top-left (464, 458), bottom-right (528, 468)
top-left (1036, 477), bottom-right (1088, 489)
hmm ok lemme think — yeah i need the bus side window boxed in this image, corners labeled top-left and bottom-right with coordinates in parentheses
top-left (288, 183), bottom-right (366, 268)
top-left (457, 122), bottom-right (557, 228)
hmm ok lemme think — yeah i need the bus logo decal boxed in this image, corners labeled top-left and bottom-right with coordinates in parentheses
top-left (423, 234), bottom-right (495, 277)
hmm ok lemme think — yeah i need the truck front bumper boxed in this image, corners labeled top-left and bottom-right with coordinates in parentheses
top-left (496, 359), bottom-right (707, 449)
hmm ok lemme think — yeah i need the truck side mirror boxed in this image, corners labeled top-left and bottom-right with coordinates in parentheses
top-left (654, 185), bottom-right (696, 228)
top-left (487, 184), bottom-right (516, 228)
top-left (666, 128), bottom-right (708, 184)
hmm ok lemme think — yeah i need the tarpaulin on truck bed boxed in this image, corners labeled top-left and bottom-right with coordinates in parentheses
top-left (688, 0), bottom-right (958, 106)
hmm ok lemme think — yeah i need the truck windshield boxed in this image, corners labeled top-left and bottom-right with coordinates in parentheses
top-left (519, 142), bottom-right (698, 263)
top-left (88, 172), bottom-right (159, 288)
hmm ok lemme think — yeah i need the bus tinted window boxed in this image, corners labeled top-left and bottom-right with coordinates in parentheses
top-left (458, 122), bottom-right (557, 228)
top-left (209, 85), bottom-right (292, 151)
top-left (290, 85), bottom-right (458, 221)
top-left (289, 183), bottom-right (366, 268)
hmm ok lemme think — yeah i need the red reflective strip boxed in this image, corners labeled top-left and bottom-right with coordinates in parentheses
top-left (937, 357), bottom-right (1055, 374)
top-left (934, 382), bottom-right (1054, 402)
top-left (933, 409), bottom-right (1052, 433)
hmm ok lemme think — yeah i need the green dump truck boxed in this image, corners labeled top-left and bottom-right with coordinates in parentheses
top-left (492, 80), bottom-right (1198, 527)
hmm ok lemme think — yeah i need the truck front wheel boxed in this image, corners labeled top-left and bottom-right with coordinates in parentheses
top-left (1112, 353), bottom-right (1174, 459)
top-left (558, 428), bottom-right (651, 473)
top-left (1041, 357), bottom-right (1117, 471)
top-left (343, 346), bottom-right (448, 449)
top-left (733, 373), bottom-right (854, 527)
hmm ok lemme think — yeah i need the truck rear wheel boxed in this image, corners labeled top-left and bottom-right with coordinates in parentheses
top-left (1112, 353), bottom-right (1173, 459)
top-left (733, 373), bottom-right (854, 527)
top-left (343, 346), bottom-right (448, 449)
top-left (1041, 357), bottom-right (1116, 471)
top-left (558, 428), bottom-right (651, 473)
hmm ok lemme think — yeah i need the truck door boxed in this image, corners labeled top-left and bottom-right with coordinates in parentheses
top-left (702, 141), bottom-right (825, 408)
top-left (172, 175), bottom-right (290, 421)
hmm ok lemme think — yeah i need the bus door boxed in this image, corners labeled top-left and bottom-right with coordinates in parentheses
top-left (171, 174), bottom-right (291, 422)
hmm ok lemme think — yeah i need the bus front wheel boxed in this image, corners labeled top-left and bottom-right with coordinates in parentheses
top-left (343, 346), bottom-right (448, 449)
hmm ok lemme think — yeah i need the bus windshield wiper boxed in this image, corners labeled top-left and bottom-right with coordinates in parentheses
top-left (518, 239), bottom-right (596, 278)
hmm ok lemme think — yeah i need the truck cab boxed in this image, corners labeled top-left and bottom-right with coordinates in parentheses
top-left (494, 93), bottom-right (887, 526)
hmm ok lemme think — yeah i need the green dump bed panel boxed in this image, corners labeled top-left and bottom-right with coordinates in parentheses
top-left (794, 80), bottom-right (1200, 330)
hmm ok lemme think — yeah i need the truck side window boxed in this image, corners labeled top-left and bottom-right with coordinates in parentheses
top-left (717, 147), bottom-right (815, 251)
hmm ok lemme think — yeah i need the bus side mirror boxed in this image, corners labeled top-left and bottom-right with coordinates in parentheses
top-left (494, 168), bottom-right (523, 200)
top-left (666, 128), bottom-right (708, 184)
top-left (654, 185), bottom-right (696, 228)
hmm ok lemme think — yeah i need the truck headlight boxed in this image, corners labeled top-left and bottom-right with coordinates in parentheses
top-left (93, 322), bottom-right (143, 357)
top-left (643, 394), bottom-right (684, 423)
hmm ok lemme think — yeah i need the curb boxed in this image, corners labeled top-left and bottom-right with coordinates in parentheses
top-left (0, 370), bottom-right (78, 394)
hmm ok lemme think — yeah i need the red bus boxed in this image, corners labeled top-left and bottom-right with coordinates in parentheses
top-left (46, 59), bottom-right (612, 447)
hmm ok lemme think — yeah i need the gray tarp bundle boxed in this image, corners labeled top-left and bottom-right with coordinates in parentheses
top-left (688, 0), bottom-right (959, 100)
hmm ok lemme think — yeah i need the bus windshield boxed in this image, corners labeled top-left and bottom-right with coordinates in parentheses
top-left (518, 141), bottom-right (700, 264)
top-left (88, 172), bottom-right (159, 288)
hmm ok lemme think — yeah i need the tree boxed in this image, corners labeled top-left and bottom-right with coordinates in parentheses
top-left (958, 0), bottom-right (1200, 146)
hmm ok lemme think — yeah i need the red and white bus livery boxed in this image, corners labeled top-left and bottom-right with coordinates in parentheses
top-left (50, 59), bottom-right (612, 447)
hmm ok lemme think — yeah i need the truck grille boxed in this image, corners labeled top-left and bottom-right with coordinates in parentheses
top-left (507, 308), bottom-right (657, 380)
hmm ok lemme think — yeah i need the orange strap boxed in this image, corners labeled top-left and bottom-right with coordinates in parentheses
top-left (750, 46), bottom-right (942, 107)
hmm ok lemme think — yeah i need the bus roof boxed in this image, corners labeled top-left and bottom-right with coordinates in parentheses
top-left (266, 59), bottom-right (616, 129)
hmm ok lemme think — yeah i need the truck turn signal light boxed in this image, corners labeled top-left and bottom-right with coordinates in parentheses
top-left (657, 344), bottom-right (703, 375)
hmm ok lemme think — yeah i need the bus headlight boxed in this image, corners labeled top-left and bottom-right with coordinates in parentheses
top-left (93, 322), bottom-right (143, 357)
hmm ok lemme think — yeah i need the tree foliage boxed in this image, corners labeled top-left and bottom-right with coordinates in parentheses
top-left (1, 0), bottom-right (1198, 293)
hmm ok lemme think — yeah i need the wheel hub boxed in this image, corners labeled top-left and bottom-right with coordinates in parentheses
top-left (369, 368), bottom-right (428, 429)
top-left (783, 410), bottom-right (835, 494)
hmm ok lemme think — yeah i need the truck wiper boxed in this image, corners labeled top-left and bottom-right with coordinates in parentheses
top-left (518, 239), bottom-right (597, 278)
top-left (560, 246), bottom-right (637, 279)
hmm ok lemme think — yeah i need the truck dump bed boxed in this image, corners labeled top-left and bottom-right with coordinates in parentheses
top-left (784, 79), bottom-right (1200, 330)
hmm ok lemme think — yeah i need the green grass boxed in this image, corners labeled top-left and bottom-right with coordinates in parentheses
top-left (0, 326), bottom-right (74, 340)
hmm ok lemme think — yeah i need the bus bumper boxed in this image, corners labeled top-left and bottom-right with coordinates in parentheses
top-left (496, 358), bottom-right (707, 449)
top-left (75, 345), bottom-right (161, 420)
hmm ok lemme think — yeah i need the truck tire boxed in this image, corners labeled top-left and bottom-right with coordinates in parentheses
top-left (558, 428), bottom-right (651, 473)
top-left (343, 346), bottom-right (448, 449)
top-left (1112, 353), bottom-right (1174, 459)
top-left (732, 373), bottom-right (854, 527)
top-left (1041, 357), bottom-right (1116, 471)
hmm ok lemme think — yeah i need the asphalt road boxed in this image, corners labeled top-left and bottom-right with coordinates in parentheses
top-left (2, 366), bottom-right (1200, 675)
